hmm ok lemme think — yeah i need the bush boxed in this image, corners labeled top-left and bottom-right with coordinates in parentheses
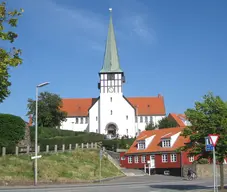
top-left (197, 158), bottom-right (209, 164)
top-left (102, 138), bottom-right (135, 151)
top-left (0, 114), bottom-right (25, 148)
top-left (39, 132), bottom-right (105, 151)
top-left (29, 126), bottom-right (87, 141)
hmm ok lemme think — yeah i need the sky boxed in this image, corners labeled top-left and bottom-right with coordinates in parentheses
top-left (1, 0), bottom-right (227, 121)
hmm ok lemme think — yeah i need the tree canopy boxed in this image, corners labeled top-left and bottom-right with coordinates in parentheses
top-left (27, 91), bottom-right (67, 128)
top-left (0, 113), bottom-right (25, 148)
top-left (180, 92), bottom-right (227, 189)
top-left (158, 117), bottom-right (178, 129)
top-left (0, 2), bottom-right (23, 103)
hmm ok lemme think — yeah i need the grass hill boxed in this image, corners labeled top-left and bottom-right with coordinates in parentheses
top-left (0, 149), bottom-right (123, 186)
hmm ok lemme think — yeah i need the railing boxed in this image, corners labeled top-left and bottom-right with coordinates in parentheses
top-left (1, 142), bottom-right (99, 156)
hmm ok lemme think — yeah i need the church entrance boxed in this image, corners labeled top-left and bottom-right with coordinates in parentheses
top-left (106, 123), bottom-right (117, 139)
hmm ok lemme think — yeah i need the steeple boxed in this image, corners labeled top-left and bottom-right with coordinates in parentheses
top-left (100, 8), bottom-right (123, 73)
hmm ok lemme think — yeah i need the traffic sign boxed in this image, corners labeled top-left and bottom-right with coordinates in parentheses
top-left (208, 134), bottom-right (220, 147)
top-left (205, 144), bottom-right (214, 151)
top-left (31, 155), bottom-right (42, 160)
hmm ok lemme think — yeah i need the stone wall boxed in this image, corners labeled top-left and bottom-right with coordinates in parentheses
top-left (196, 164), bottom-right (227, 178)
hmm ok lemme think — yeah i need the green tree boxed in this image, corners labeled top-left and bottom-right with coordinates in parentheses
top-left (145, 122), bottom-right (156, 130)
top-left (158, 117), bottom-right (178, 129)
top-left (0, 2), bottom-right (23, 103)
top-left (0, 114), bottom-right (25, 148)
top-left (180, 92), bottom-right (227, 190)
top-left (27, 91), bottom-right (67, 128)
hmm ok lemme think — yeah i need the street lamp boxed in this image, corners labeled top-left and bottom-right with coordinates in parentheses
top-left (34, 82), bottom-right (50, 186)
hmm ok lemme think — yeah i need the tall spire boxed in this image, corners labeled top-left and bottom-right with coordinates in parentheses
top-left (100, 8), bottom-right (123, 73)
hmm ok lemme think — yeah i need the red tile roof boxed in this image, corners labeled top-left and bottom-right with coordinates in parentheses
top-left (125, 127), bottom-right (189, 154)
top-left (61, 95), bottom-right (165, 117)
top-left (168, 113), bottom-right (187, 127)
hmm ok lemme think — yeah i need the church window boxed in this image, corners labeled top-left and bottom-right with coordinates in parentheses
top-left (140, 116), bottom-right (143, 122)
top-left (126, 115), bottom-right (128, 120)
top-left (85, 117), bottom-right (88, 123)
top-left (110, 110), bottom-right (113, 115)
top-left (110, 97), bottom-right (112, 102)
top-left (96, 116), bottom-right (98, 121)
top-left (107, 74), bottom-right (115, 80)
top-left (145, 116), bottom-right (148, 123)
top-left (80, 118), bottom-right (83, 124)
top-left (135, 117), bottom-right (138, 123)
top-left (75, 117), bottom-right (78, 124)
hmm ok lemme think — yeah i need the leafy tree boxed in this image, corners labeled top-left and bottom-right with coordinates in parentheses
top-left (179, 92), bottom-right (227, 190)
top-left (0, 2), bottom-right (23, 103)
top-left (158, 117), bottom-right (178, 129)
top-left (145, 122), bottom-right (156, 130)
top-left (0, 114), bottom-right (25, 147)
top-left (27, 91), bottom-right (67, 128)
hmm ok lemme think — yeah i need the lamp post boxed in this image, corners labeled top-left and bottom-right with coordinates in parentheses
top-left (34, 82), bottom-right (50, 186)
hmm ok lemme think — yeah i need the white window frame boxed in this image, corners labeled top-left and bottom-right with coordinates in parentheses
top-left (189, 156), bottom-right (194, 162)
top-left (138, 141), bottom-right (145, 150)
top-left (134, 156), bottom-right (139, 163)
top-left (162, 154), bottom-right (168, 163)
top-left (170, 154), bottom-right (177, 162)
top-left (141, 155), bottom-right (146, 163)
top-left (128, 156), bottom-right (133, 164)
top-left (162, 139), bottom-right (171, 147)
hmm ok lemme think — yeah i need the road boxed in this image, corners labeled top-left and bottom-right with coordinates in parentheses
top-left (0, 175), bottom-right (223, 192)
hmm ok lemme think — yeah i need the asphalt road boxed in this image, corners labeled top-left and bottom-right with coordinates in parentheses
top-left (0, 175), bottom-right (223, 192)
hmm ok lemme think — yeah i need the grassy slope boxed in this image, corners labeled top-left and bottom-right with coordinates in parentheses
top-left (0, 149), bottom-right (123, 184)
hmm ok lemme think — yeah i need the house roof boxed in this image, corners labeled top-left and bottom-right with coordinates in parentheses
top-left (125, 127), bottom-right (189, 155)
top-left (61, 95), bottom-right (165, 117)
top-left (168, 113), bottom-right (189, 127)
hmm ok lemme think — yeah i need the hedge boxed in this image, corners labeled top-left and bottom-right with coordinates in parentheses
top-left (0, 114), bottom-right (25, 148)
top-left (39, 133), bottom-right (105, 151)
top-left (29, 126), bottom-right (87, 141)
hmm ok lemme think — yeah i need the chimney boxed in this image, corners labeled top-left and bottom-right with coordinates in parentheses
top-left (28, 115), bottom-right (33, 126)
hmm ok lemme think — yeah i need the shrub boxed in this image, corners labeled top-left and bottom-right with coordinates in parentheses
top-left (197, 158), bottom-right (209, 164)
top-left (102, 138), bottom-right (135, 151)
top-left (0, 114), bottom-right (25, 148)
top-left (29, 126), bottom-right (86, 141)
top-left (39, 133), bottom-right (105, 151)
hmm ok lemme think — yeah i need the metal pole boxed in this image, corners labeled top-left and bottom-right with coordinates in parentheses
top-left (213, 146), bottom-right (216, 192)
top-left (99, 149), bottom-right (102, 183)
top-left (34, 86), bottom-right (38, 186)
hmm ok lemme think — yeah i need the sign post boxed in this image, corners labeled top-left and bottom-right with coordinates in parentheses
top-left (99, 149), bottom-right (102, 183)
top-left (206, 134), bottom-right (219, 192)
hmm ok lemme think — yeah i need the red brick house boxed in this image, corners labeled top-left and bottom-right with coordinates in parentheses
top-left (120, 127), bottom-right (196, 176)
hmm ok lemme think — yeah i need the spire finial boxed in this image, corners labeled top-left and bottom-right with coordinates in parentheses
top-left (109, 8), bottom-right (112, 12)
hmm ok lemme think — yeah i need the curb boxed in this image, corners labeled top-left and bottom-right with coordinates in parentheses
top-left (93, 175), bottom-right (126, 183)
top-left (0, 175), bottom-right (126, 189)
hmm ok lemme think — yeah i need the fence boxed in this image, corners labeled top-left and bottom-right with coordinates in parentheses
top-left (1, 142), bottom-right (100, 157)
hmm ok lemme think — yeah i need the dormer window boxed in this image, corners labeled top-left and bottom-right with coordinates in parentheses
top-left (162, 139), bottom-right (171, 147)
top-left (137, 140), bottom-right (145, 150)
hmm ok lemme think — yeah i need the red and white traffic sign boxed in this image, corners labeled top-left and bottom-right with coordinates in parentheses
top-left (208, 134), bottom-right (220, 147)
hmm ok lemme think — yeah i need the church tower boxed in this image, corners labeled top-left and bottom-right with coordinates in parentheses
top-left (97, 9), bottom-right (135, 138)
top-left (98, 8), bottom-right (125, 94)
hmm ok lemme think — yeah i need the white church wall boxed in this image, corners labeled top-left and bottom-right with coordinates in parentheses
top-left (99, 93), bottom-right (136, 138)
top-left (60, 117), bottom-right (88, 132)
top-left (88, 100), bottom-right (99, 133)
top-left (136, 115), bottom-right (166, 132)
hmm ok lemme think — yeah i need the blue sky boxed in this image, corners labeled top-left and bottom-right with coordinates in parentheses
top-left (1, 0), bottom-right (227, 121)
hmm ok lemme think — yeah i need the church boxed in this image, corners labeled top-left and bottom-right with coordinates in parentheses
top-left (60, 10), bottom-right (166, 138)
